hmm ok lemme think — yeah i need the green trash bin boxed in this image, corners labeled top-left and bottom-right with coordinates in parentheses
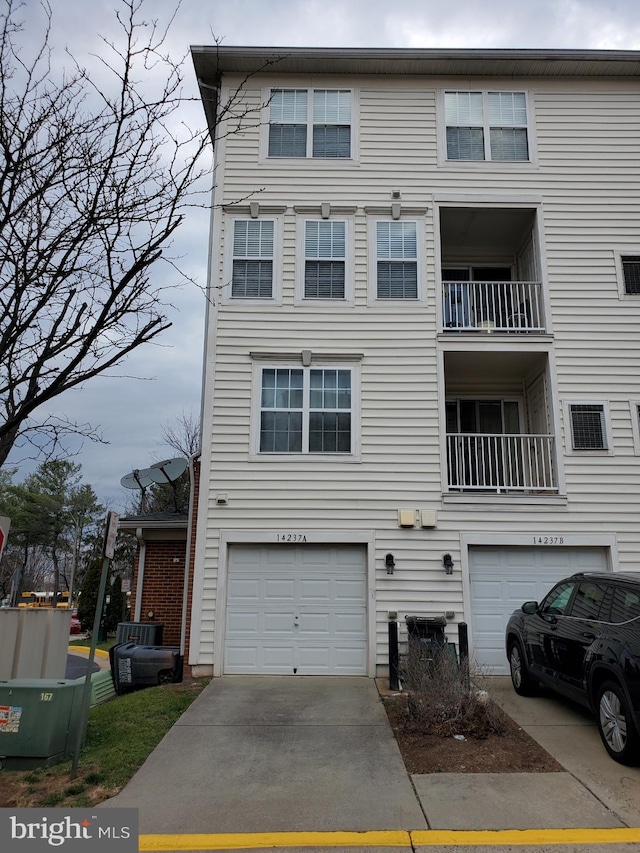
top-left (0, 678), bottom-right (85, 769)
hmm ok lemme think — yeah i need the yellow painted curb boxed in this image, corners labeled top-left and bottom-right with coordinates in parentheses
top-left (139, 832), bottom-right (409, 850)
top-left (68, 645), bottom-right (110, 659)
top-left (138, 827), bottom-right (640, 851)
top-left (411, 827), bottom-right (640, 846)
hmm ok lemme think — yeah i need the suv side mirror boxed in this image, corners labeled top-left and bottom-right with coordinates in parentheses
top-left (521, 601), bottom-right (539, 615)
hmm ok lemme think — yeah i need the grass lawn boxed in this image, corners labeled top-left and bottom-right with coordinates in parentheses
top-left (0, 678), bottom-right (210, 808)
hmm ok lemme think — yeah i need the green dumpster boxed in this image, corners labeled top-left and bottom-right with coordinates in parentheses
top-left (0, 678), bottom-right (85, 769)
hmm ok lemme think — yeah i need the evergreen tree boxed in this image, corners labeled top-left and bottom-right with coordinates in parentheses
top-left (78, 557), bottom-right (103, 632)
top-left (106, 574), bottom-right (126, 633)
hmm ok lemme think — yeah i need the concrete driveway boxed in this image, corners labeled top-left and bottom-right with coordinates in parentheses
top-left (102, 676), bottom-right (427, 834)
top-left (487, 676), bottom-right (640, 827)
top-left (100, 674), bottom-right (640, 851)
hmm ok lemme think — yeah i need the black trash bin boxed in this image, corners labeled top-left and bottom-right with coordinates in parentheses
top-left (109, 642), bottom-right (183, 694)
top-left (405, 615), bottom-right (447, 644)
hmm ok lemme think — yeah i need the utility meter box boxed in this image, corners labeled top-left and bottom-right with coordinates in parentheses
top-left (0, 678), bottom-right (84, 769)
top-left (110, 643), bottom-right (182, 694)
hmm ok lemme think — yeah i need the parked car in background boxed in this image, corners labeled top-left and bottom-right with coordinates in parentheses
top-left (505, 572), bottom-right (640, 765)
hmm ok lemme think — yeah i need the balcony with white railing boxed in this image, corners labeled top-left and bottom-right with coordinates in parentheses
top-left (446, 433), bottom-right (557, 493)
top-left (442, 281), bottom-right (545, 333)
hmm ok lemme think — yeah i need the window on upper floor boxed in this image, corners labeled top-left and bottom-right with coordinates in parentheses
top-left (303, 220), bottom-right (346, 299)
top-left (621, 256), bottom-right (640, 295)
top-left (259, 366), bottom-right (353, 454)
top-left (444, 91), bottom-right (529, 162)
top-left (375, 221), bottom-right (418, 299)
top-left (568, 403), bottom-right (608, 451)
top-left (230, 219), bottom-right (275, 299)
top-left (268, 89), bottom-right (352, 158)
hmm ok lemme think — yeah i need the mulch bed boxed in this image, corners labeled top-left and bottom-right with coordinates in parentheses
top-left (383, 693), bottom-right (563, 774)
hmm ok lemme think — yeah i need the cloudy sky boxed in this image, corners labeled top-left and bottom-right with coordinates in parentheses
top-left (7, 0), bottom-right (640, 509)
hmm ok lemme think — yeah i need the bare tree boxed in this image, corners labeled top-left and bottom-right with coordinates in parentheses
top-left (0, 0), bottom-right (213, 466)
top-left (160, 409), bottom-right (199, 459)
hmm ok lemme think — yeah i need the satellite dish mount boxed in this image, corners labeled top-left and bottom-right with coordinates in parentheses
top-left (120, 458), bottom-right (188, 514)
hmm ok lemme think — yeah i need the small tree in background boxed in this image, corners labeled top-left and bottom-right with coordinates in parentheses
top-left (106, 573), bottom-right (126, 633)
top-left (78, 557), bottom-right (102, 632)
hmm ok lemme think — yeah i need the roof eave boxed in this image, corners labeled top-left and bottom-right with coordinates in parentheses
top-left (191, 45), bottom-right (640, 85)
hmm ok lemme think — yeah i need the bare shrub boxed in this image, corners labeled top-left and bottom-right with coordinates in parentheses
top-left (401, 639), bottom-right (506, 739)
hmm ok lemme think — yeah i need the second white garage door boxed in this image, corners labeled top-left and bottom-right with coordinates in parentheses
top-left (469, 545), bottom-right (609, 675)
top-left (224, 544), bottom-right (368, 675)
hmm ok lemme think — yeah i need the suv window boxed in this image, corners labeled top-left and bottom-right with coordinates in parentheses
top-left (540, 581), bottom-right (575, 616)
top-left (569, 581), bottom-right (608, 620)
top-left (610, 586), bottom-right (640, 623)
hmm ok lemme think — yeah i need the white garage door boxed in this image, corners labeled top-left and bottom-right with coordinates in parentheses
top-left (224, 544), bottom-right (368, 675)
top-left (469, 546), bottom-right (609, 674)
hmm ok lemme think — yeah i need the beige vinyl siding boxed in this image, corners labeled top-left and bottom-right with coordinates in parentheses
top-left (193, 71), bottom-right (640, 670)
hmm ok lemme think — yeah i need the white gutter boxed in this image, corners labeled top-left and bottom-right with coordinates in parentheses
top-left (180, 453), bottom-right (199, 657)
top-left (134, 528), bottom-right (146, 622)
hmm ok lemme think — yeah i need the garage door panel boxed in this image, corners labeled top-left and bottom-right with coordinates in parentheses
top-left (225, 544), bottom-right (367, 675)
top-left (506, 578), bottom-right (541, 596)
top-left (472, 579), bottom-right (502, 601)
top-left (262, 645), bottom-right (296, 668)
top-left (297, 643), bottom-right (366, 674)
top-left (299, 579), bottom-right (332, 599)
top-left (224, 644), bottom-right (261, 670)
top-left (263, 579), bottom-right (296, 600)
top-left (470, 546), bottom-right (608, 675)
top-left (334, 612), bottom-right (367, 634)
top-left (262, 612), bottom-right (295, 634)
top-left (225, 611), bottom-right (261, 634)
top-left (227, 578), bottom-right (261, 600)
top-left (299, 613), bottom-right (331, 634)
top-left (334, 578), bottom-right (367, 600)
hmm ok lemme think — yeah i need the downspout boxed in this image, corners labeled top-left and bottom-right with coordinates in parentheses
top-left (180, 453), bottom-right (199, 657)
top-left (134, 528), bottom-right (146, 622)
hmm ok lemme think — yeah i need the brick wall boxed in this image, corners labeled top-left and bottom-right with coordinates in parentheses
top-left (131, 540), bottom-right (186, 647)
top-left (128, 459), bottom-right (201, 678)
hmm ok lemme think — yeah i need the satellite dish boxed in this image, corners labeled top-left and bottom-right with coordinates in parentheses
top-left (120, 469), bottom-right (156, 490)
top-left (119, 458), bottom-right (189, 514)
top-left (148, 458), bottom-right (188, 484)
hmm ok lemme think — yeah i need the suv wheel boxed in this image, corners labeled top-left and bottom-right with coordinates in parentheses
top-left (597, 681), bottom-right (640, 765)
top-left (508, 639), bottom-right (538, 696)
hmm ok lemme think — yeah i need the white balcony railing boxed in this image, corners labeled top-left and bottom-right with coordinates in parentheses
top-left (442, 281), bottom-right (545, 332)
top-left (447, 433), bottom-right (557, 493)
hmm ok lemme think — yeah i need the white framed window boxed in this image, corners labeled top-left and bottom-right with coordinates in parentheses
top-left (373, 220), bottom-right (419, 300)
top-left (615, 250), bottom-right (640, 298)
top-left (224, 218), bottom-right (280, 303)
top-left (444, 91), bottom-right (529, 162)
top-left (268, 88), bottom-right (352, 159)
top-left (297, 219), bottom-right (351, 303)
top-left (255, 364), bottom-right (357, 455)
top-left (564, 401), bottom-right (612, 453)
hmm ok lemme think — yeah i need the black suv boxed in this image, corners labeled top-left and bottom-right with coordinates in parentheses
top-left (505, 571), bottom-right (640, 764)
